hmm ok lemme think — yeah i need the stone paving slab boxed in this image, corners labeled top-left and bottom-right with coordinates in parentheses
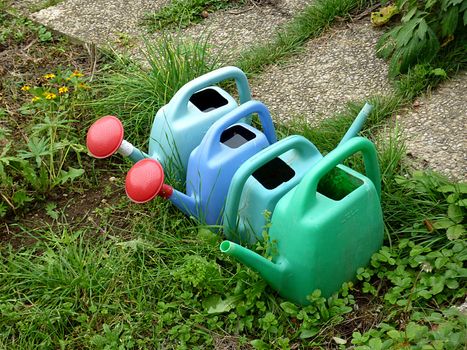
top-left (27, 0), bottom-right (309, 61)
top-left (397, 71), bottom-right (467, 182)
top-left (251, 20), bottom-right (393, 123)
top-left (30, 0), bottom-right (168, 44)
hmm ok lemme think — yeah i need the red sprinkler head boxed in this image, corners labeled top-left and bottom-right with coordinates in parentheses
top-left (125, 158), bottom-right (173, 203)
top-left (86, 116), bottom-right (124, 158)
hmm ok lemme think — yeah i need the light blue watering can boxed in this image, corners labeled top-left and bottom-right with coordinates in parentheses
top-left (223, 103), bottom-right (374, 245)
top-left (223, 135), bottom-right (323, 244)
top-left (86, 66), bottom-right (251, 181)
top-left (124, 101), bottom-right (277, 225)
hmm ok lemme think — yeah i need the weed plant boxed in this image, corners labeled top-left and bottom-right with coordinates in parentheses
top-left (376, 0), bottom-right (467, 77)
top-left (0, 70), bottom-right (90, 218)
top-left (144, 0), bottom-right (244, 31)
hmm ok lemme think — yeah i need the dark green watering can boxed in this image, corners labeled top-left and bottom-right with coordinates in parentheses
top-left (220, 137), bottom-right (384, 305)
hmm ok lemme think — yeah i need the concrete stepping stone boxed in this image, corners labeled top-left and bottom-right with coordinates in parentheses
top-left (250, 20), bottom-right (393, 124)
top-left (397, 71), bottom-right (467, 182)
top-left (26, 0), bottom-right (309, 61)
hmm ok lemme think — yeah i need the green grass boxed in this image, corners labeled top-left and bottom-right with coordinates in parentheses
top-left (144, 0), bottom-right (244, 31)
top-left (237, 0), bottom-right (373, 76)
top-left (29, 0), bottom-right (64, 13)
top-left (1, 1), bottom-right (466, 348)
top-left (89, 35), bottom-right (219, 147)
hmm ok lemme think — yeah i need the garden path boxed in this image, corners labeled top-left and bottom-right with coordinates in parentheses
top-left (12, 0), bottom-right (467, 181)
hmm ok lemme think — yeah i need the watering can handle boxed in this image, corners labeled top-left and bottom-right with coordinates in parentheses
top-left (171, 66), bottom-right (251, 118)
top-left (293, 137), bottom-right (381, 217)
top-left (223, 135), bottom-right (318, 234)
top-left (204, 100), bottom-right (277, 159)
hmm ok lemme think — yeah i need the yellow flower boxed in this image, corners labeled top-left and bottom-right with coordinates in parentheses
top-left (77, 82), bottom-right (90, 90)
top-left (58, 86), bottom-right (69, 94)
top-left (71, 70), bottom-right (84, 78)
top-left (43, 73), bottom-right (56, 80)
top-left (21, 85), bottom-right (31, 91)
top-left (44, 92), bottom-right (57, 100)
top-left (31, 96), bottom-right (41, 103)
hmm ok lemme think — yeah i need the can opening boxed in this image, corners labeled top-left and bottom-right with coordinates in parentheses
top-left (221, 125), bottom-right (256, 149)
top-left (318, 167), bottom-right (363, 200)
top-left (190, 88), bottom-right (229, 112)
top-left (253, 157), bottom-right (295, 190)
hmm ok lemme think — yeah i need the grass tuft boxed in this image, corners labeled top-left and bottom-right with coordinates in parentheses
top-left (89, 35), bottom-right (220, 147)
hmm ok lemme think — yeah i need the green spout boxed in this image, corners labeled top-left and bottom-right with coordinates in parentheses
top-left (220, 241), bottom-right (284, 290)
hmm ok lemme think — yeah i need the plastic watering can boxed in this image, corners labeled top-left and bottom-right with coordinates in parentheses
top-left (223, 103), bottom-right (374, 245)
top-left (86, 66), bottom-right (251, 181)
top-left (149, 66), bottom-right (251, 180)
top-left (223, 135), bottom-right (323, 244)
top-left (124, 100), bottom-right (277, 225)
top-left (220, 136), bottom-right (384, 305)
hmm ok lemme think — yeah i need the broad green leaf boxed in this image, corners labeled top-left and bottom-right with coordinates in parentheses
top-left (387, 330), bottom-right (401, 339)
top-left (447, 204), bottom-right (463, 223)
top-left (441, 6), bottom-right (459, 37)
top-left (250, 339), bottom-right (269, 350)
top-left (445, 278), bottom-right (459, 289)
top-left (433, 218), bottom-right (453, 229)
top-left (57, 167), bottom-right (84, 185)
top-left (401, 6), bottom-right (417, 23)
top-left (438, 184), bottom-right (456, 193)
top-left (280, 302), bottom-right (298, 316)
top-left (417, 19), bottom-right (428, 40)
top-left (205, 295), bottom-right (236, 314)
top-left (368, 337), bottom-right (383, 350)
top-left (300, 328), bottom-right (319, 339)
top-left (396, 18), bottom-right (422, 47)
top-left (457, 199), bottom-right (467, 207)
top-left (446, 193), bottom-right (459, 203)
top-left (431, 68), bottom-right (447, 77)
top-left (447, 224), bottom-right (464, 240)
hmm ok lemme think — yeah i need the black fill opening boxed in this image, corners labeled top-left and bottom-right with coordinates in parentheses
top-left (252, 157), bottom-right (295, 190)
top-left (190, 88), bottom-right (228, 112)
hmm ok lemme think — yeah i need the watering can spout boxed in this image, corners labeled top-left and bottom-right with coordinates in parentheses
top-left (220, 241), bottom-right (284, 289)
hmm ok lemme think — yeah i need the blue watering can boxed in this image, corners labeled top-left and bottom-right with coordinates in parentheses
top-left (223, 103), bottom-right (374, 245)
top-left (86, 66), bottom-right (251, 181)
top-left (124, 100), bottom-right (277, 225)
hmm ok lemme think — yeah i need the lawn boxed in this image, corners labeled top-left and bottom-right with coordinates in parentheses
top-left (0, 0), bottom-right (466, 349)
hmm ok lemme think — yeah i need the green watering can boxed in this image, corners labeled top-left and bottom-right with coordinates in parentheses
top-left (220, 137), bottom-right (384, 305)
